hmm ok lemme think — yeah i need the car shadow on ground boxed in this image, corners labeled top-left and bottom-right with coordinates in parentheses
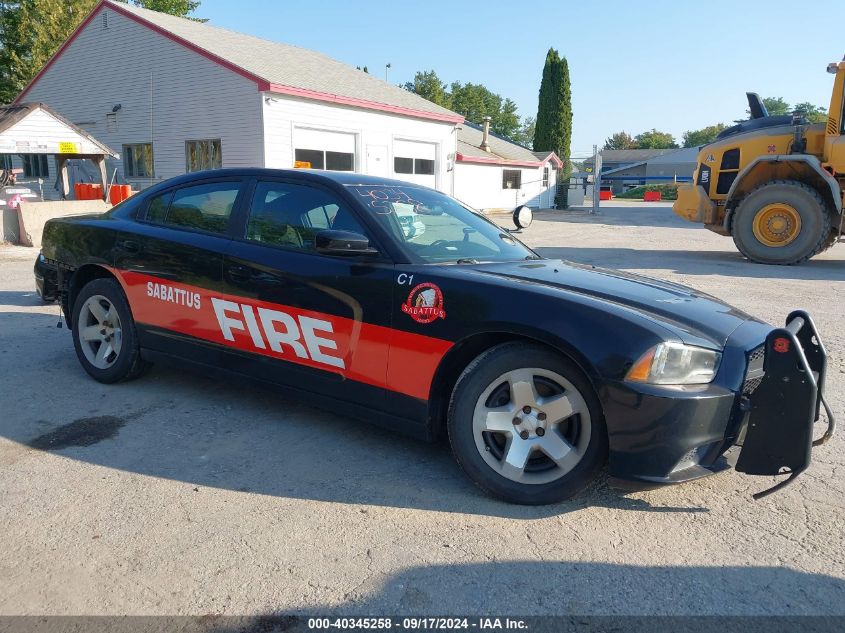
top-left (534, 246), bottom-right (845, 282)
top-left (0, 289), bottom-right (49, 307)
top-left (0, 302), bottom-right (712, 520)
top-left (203, 563), bottom-right (845, 624)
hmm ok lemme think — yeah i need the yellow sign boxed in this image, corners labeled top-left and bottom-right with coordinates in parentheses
top-left (58, 141), bottom-right (79, 154)
top-left (294, 160), bottom-right (311, 169)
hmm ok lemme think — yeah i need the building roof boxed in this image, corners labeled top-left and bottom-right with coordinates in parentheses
top-left (598, 149), bottom-right (678, 163)
top-left (645, 146), bottom-right (698, 164)
top-left (0, 102), bottom-right (117, 157)
top-left (16, 0), bottom-right (464, 124)
top-left (456, 123), bottom-right (563, 168)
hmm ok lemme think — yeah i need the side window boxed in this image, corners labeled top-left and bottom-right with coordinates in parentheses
top-left (147, 181), bottom-right (240, 234)
top-left (246, 182), bottom-right (366, 252)
top-left (146, 191), bottom-right (172, 223)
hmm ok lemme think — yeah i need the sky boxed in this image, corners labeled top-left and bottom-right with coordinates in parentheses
top-left (196, 0), bottom-right (845, 158)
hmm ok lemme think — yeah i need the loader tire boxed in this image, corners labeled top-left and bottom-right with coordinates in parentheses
top-left (731, 180), bottom-right (832, 265)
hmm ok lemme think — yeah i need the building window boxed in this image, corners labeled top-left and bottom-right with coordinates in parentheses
top-left (22, 154), bottom-right (49, 178)
top-left (502, 169), bottom-right (522, 189)
top-left (394, 157), bottom-right (435, 175)
top-left (124, 143), bottom-right (154, 178)
top-left (186, 139), bottom-right (222, 172)
top-left (294, 148), bottom-right (354, 172)
top-left (542, 167), bottom-right (550, 187)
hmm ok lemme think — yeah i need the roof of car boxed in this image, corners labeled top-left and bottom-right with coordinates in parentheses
top-left (147, 168), bottom-right (439, 191)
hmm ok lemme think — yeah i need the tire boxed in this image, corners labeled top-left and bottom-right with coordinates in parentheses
top-left (447, 343), bottom-right (607, 505)
top-left (820, 229), bottom-right (839, 253)
top-left (71, 277), bottom-right (149, 383)
top-left (731, 180), bottom-right (832, 265)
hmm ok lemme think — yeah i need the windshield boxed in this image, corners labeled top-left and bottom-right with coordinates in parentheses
top-left (346, 185), bottom-right (537, 263)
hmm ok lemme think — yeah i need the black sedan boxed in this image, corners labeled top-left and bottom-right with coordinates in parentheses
top-left (35, 169), bottom-right (834, 504)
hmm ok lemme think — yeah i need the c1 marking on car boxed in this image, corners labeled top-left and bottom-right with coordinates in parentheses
top-left (211, 298), bottom-right (345, 369)
top-left (146, 281), bottom-right (201, 310)
top-left (402, 283), bottom-right (446, 324)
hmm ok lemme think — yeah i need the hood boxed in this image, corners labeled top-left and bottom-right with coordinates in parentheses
top-left (468, 259), bottom-right (760, 347)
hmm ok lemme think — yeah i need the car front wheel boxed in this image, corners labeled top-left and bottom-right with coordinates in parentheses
top-left (71, 277), bottom-right (149, 383)
top-left (447, 343), bottom-right (607, 505)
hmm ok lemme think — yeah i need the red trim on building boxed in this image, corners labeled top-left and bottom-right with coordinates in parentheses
top-left (16, 0), bottom-right (465, 125)
top-left (455, 152), bottom-right (564, 169)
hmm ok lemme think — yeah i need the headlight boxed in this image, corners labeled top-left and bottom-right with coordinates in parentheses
top-left (626, 342), bottom-right (721, 385)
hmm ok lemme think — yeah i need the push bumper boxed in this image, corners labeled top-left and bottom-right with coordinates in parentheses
top-left (605, 312), bottom-right (834, 498)
top-left (735, 311), bottom-right (835, 498)
top-left (672, 184), bottom-right (717, 224)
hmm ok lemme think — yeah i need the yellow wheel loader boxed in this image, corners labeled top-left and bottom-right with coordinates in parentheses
top-left (673, 59), bottom-right (845, 264)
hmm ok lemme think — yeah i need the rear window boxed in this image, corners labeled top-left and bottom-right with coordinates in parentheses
top-left (145, 182), bottom-right (241, 234)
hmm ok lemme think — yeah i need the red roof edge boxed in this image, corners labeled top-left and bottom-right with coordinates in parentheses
top-left (16, 0), bottom-right (465, 126)
top-left (455, 152), bottom-right (561, 169)
top-left (264, 83), bottom-right (464, 124)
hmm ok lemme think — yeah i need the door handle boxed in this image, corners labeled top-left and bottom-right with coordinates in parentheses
top-left (227, 265), bottom-right (251, 281)
top-left (119, 239), bottom-right (141, 254)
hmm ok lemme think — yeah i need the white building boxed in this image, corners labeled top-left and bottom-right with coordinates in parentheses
top-left (454, 121), bottom-right (562, 212)
top-left (8, 0), bottom-right (561, 212)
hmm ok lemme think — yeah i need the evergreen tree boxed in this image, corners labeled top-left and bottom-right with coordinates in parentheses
top-left (533, 48), bottom-right (572, 167)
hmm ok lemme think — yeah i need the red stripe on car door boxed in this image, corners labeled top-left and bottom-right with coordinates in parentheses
top-left (113, 270), bottom-right (452, 400)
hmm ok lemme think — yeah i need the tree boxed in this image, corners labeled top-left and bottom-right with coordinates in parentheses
top-left (403, 70), bottom-right (449, 108)
top-left (356, 66), bottom-right (369, 73)
top-left (634, 129), bottom-right (678, 149)
top-left (682, 124), bottom-right (727, 148)
top-left (603, 131), bottom-right (636, 150)
top-left (793, 102), bottom-right (828, 124)
top-left (122, 0), bottom-right (203, 17)
top-left (745, 97), bottom-right (827, 122)
top-left (761, 97), bottom-right (790, 116)
top-left (0, 0), bottom-right (204, 104)
top-left (448, 81), bottom-right (521, 139)
top-left (533, 47), bottom-right (573, 165)
top-left (510, 116), bottom-right (535, 147)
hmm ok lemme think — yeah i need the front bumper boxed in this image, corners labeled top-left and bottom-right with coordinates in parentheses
top-left (604, 312), bottom-right (834, 498)
top-left (34, 254), bottom-right (58, 302)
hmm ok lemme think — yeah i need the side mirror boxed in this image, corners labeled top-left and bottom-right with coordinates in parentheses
top-left (513, 205), bottom-right (533, 230)
top-left (315, 230), bottom-right (379, 257)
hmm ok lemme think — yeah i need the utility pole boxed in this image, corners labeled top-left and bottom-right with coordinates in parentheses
top-left (385, 63), bottom-right (391, 82)
top-left (592, 144), bottom-right (602, 215)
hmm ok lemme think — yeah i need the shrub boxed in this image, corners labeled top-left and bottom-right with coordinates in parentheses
top-left (615, 183), bottom-right (680, 201)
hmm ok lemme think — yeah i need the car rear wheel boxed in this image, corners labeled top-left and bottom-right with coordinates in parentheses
top-left (72, 277), bottom-right (149, 383)
top-left (447, 343), bottom-right (607, 505)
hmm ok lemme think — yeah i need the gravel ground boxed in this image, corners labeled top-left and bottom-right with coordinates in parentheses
top-left (0, 201), bottom-right (843, 616)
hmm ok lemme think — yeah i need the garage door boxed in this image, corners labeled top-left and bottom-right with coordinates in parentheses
top-left (393, 139), bottom-right (437, 188)
top-left (293, 128), bottom-right (356, 172)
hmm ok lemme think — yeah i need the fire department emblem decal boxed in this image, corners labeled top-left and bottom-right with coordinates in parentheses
top-left (402, 283), bottom-right (446, 324)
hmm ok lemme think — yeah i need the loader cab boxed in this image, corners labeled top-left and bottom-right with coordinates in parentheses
top-left (823, 60), bottom-right (845, 177)
top-left (715, 94), bottom-right (794, 142)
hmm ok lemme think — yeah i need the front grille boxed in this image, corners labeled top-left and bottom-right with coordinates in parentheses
top-left (742, 344), bottom-right (765, 395)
